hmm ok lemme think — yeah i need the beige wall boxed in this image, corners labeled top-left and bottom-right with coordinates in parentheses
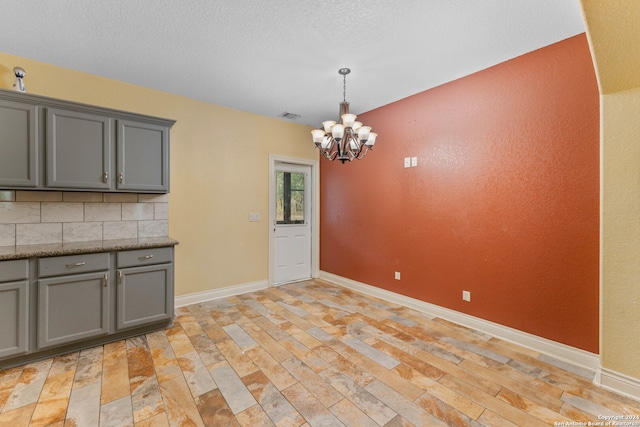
top-left (600, 88), bottom-right (640, 377)
top-left (0, 52), bottom-right (317, 296)
top-left (581, 0), bottom-right (640, 380)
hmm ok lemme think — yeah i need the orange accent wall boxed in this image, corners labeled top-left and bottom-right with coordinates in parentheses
top-left (320, 34), bottom-right (600, 353)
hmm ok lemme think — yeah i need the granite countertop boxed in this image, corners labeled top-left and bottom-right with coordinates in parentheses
top-left (0, 237), bottom-right (179, 261)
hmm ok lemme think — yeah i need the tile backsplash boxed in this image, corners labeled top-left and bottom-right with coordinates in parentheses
top-left (0, 190), bottom-right (168, 246)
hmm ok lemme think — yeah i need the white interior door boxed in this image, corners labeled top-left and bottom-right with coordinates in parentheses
top-left (273, 162), bottom-right (311, 285)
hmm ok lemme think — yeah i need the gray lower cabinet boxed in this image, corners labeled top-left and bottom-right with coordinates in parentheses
top-left (0, 99), bottom-right (39, 188)
top-left (37, 253), bottom-right (110, 349)
top-left (0, 260), bottom-right (29, 359)
top-left (117, 264), bottom-right (173, 330)
top-left (37, 271), bottom-right (109, 349)
top-left (117, 247), bottom-right (174, 330)
top-left (0, 245), bottom-right (175, 368)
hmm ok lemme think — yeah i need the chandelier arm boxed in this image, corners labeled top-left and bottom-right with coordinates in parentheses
top-left (348, 130), bottom-right (364, 157)
top-left (354, 145), bottom-right (369, 160)
top-left (319, 146), bottom-right (334, 160)
top-left (319, 137), bottom-right (340, 161)
top-left (336, 138), bottom-right (346, 160)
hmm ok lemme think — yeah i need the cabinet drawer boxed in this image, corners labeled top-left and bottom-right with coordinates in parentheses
top-left (117, 247), bottom-right (172, 268)
top-left (0, 259), bottom-right (29, 282)
top-left (39, 253), bottom-right (110, 278)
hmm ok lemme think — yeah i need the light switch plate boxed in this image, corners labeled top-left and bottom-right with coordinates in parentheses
top-left (411, 157), bottom-right (417, 167)
top-left (404, 157), bottom-right (411, 168)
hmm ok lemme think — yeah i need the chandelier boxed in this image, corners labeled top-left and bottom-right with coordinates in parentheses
top-left (311, 68), bottom-right (377, 163)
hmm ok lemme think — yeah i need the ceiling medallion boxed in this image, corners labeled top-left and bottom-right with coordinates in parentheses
top-left (311, 68), bottom-right (377, 163)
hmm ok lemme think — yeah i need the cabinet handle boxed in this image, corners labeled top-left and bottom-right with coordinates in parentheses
top-left (138, 255), bottom-right (154, 261)
top-left (103, 171), bottom-right (109, 183)
top-left (118, 270), bottom-right (123, 284)
top-left (103, 272), bottom-right (108, 287)
top-left (119, 172), bottom-right (124, 184)
top-left (65, 261), bottom-right (86, 268)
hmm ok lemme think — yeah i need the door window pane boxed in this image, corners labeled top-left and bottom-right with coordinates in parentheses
top-left (276, 171), bottom-right (305, 224)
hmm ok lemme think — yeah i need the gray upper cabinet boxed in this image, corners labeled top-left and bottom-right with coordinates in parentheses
top-left (117, 120), bottom-right (170, 192)
top-left (46, 108), bottom-right (113, 190)
top-left (0, 89), bottom-right (174, 193)
top-left (0, 99), bottom-right (39, 188)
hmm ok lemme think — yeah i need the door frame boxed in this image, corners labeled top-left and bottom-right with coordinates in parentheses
top-left (268, 154), bottom-right (319, 286)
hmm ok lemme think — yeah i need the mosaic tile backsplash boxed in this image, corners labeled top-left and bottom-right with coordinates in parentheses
top-left (0, 191), bottom-right (168, 246)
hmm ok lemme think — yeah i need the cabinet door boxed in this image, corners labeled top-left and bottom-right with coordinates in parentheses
top-left (38, 271), bottom-right (109, 349)
top-left (117, 263), bottom-right (173, 330)
top-left (117, 120), bottom-right (169, 192)
top-left (46, 108), bottom-right (113, 190)
top-left (0, 280), bottom-right (29, 359)
top-left (0, 99), bottom-right (38, 187)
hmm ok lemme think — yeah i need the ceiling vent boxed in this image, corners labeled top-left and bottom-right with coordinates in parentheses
top-left (279, 112), bottom-right (301, 120)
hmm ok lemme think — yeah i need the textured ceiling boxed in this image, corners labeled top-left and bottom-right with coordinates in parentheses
top-left (0, 0), bottom-right (586, 126)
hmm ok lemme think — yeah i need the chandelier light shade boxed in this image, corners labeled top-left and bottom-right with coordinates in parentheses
top-left (311, 68), bottom-right (377, 163)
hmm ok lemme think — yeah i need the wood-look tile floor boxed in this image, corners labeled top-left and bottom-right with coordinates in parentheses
top-left (1, 280), bottom-right (639, 426)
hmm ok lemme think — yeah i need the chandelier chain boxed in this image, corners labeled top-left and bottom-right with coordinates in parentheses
top-left (343, 73), bottom-right (347, 102)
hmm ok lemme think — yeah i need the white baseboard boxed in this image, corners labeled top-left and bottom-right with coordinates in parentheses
top-left (597, 367), bottom-right (640, 402)
top-left (319, 271), bottom-right (600, 375)
top-left (174, 279), bottom-right (269, 308)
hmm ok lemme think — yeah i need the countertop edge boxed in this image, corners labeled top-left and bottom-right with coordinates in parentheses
top-left (0, 237), bottom-right (179, 261)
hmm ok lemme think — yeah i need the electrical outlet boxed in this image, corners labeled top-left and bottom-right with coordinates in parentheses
top-left (249, 212), bottom-right (260, 222)
top-left (394, 271), bottom-right (401, 280)
top-left (462, 290), bottom-right (471, 302)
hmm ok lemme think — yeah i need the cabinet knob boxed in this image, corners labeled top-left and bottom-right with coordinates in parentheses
top-left (103, 171), bottom-right (109, 183)
top-left (119, 172), bottom-right (124, 184)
